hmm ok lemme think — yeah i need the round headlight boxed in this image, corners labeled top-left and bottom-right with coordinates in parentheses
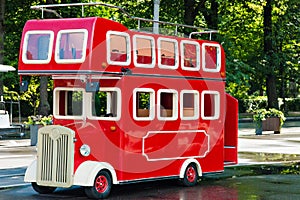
top-left (80, 144), bottom-right (91, 157)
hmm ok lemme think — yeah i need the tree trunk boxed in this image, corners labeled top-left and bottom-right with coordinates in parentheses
top-left (0, 0), bottom-right (4, 97)
top-left (37, 0), bottom-right (53, 116)
top-left (263, 0), bottom-right (278, 109)
top-left (38, 76), bottom-right (50, 116)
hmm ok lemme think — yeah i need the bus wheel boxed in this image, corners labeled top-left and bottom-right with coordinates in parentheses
top-left (32, 182), bottom-right (56, 194)
top-left (85, 171), bottom-right (112, 199)
top-left (182, 163), bottom-right (198, 187)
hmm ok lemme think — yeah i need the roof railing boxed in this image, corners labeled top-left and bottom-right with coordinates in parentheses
top-left (31, 2), bottom-right (218, 38)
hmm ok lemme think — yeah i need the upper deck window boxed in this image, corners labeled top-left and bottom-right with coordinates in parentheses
top-left (107, 31), bottom-right (131, 66)
top-left (55, 29), bottom-right (88, 63)
top-left (22, 30), bottom-right (54, 64)
top-left (180, 41), bottom-right (200, 71)
top-left (158, 38), bottom-right (179, 69)
top-left (202, 43), bottom-right (221, 72)
top-left (133, 35), bottom-right (155, 68)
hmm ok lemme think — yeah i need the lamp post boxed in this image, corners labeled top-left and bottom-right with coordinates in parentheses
top-left (153, 0), bottom-right (160, 34)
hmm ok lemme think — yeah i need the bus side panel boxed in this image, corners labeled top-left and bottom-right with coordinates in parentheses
top-left (115, 77), bottom-right (226, 181)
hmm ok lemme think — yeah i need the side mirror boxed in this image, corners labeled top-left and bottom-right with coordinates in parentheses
top-left (86, 82), bottom-right (99, 93)
top-left (20, 81), bottom-right (28, 92)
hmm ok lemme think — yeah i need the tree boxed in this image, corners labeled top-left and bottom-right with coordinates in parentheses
top-left (37, 0), bottom-right (54, 116)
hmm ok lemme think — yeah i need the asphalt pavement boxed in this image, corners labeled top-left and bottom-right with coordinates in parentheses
top-left (0, 121), bottom-right (300, 189)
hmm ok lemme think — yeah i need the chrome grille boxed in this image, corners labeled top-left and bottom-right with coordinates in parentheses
top-left (37, 125), bottom-right (74, 187)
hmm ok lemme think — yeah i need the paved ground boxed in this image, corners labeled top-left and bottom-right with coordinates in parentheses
top-left (0, 121), bottom-right (299, 169)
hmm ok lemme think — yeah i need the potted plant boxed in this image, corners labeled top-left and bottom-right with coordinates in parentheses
top-left (25, 115), bottom-right (53, 145)
top-left (253, 108), bottom-right (286, 135)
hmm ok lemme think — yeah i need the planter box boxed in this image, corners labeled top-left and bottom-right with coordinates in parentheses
top-left (30, 124), bottom-right (43, 146)
top-left (262, 117), bottom-right (281, 134)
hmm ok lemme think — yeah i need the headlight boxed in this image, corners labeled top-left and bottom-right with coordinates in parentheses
top-left (80, 144), bottom-right (91, 157)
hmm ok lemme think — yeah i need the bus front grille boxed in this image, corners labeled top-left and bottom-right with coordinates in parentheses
top-left (37, 125), bottom-right (74, 187)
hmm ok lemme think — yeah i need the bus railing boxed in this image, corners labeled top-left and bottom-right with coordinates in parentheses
top-left (31, 2), bottom-right (218, 38)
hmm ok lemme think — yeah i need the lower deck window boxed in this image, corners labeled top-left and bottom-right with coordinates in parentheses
top-left (133, 88), bottom-right (155, 120)
top-left (201, 91), bottom-right (220, 120)
top-left (54, 88), bottom-right (84, 118)
top-left (158, 89), bottom-right (178, 120)
top-left (180, 90), bottom-right (199, 120)
top-left (91, 88), bottom-right (121, 120)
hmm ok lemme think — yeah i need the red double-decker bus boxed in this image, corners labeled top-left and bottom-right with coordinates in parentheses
top-left (19, 3), bottom-right (238, 199)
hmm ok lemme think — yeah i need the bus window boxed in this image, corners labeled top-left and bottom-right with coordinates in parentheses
top-left (53, 88), bottom-right (84, 119)
top-left (55, 29), bottom-right (88, 63)
top-left (91, 88), bottom-right (121, 121)
top-left (158, 89), bottom-right (178, 120)
top-left (180, 90), bottom-right (199, 120)
top-left (201, 91), bottom-right (220, 120)
top-left (133, 35), bottom-right (155, 68)
top-left (107, 31), bottom-right (131, 66)
top-left (22, 30), bottom-right (54, 64)
top-left (133, 88), bottom-right (155, 121)
top-left (158, 38), bottom-right (179, 69)
top-left (181, 41), bottom-right (200, 71)
top-left (202, 43), bottom-right (221, 72)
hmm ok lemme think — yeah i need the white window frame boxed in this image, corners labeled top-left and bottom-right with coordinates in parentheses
top-left (87, 87), bottom-right (122, 121)
top-left (158, 37), bottom-right (179, 69)
top-left (133, 88), bottom-right (155, 121)
top-left (201, 90), bottom-right (220, 120)
top-left (157, 89), bottom-right (178, 121)
top-left (55, 29), bottom-right (88, 64)
top-left (133, 35), bottom-right (155, 68)
top-left (53, 87), bottom-right (86, 120)
top-left (202, 43), bottom-right (221, 72)
top-left (180, 40), bottom-right (200, 71)
top-left (106, 31), bottom-right (131, 66)
top-left (180, 90), bottom-right (199, 120)
top-left (22, 30), bottom-right (54, 64)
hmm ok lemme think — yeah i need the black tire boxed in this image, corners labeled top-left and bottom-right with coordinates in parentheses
top-left (31, 182), bottom-right (56, 194)
top-left (181, 163), bottom-right (199, 187)
top-left (85, 171), bottom-right (112, 199)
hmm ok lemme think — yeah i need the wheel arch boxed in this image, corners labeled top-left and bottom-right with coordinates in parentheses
top-left (73, 161), bottom-right (118, 186)
top-left (24, 159), bottom-right (37, 183)
top-left (179, 158), bottom-right (202, 178)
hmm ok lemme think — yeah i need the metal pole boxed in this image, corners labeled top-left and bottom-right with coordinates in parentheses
top-left (153, 0), bottom-right (160, 34)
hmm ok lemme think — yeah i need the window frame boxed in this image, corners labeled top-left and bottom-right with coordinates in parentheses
top-left (180, 90), bottom-right (200, 120)
top-left (133, 88), bottom-right (155, 121)
top-left (53, 87), bottom-right (85, 120)
top-left (22, 30), bottom-right (54, 64)
top-left (201, 90), bottom-right (220, 120)
top-left (157, 89), bottom-right (178, 121)
top-left (54, 29), bottom-right (88, 64)
top-left (180, 40), bottom-right (200, 71)
top-left (106, 31), bottom-right (131, 66)
top-left (87, 87), bottom-right (122, 121)
top-left (202, 43), bottom-right (221, 72)
top-left (133, 35), bottom-right (156, 68)
top-left (157, 37), bottom-right (179, 70)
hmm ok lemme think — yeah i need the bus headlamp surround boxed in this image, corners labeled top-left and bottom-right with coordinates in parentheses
top-left (80, 144), bottom-right (91, 157)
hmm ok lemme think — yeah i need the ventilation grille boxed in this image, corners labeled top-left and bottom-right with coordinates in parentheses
top-left (37, 125), bottom-right (74, 187)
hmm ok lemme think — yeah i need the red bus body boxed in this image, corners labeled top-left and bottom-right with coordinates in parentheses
top-left (20, 16), bottom-right (238, 198)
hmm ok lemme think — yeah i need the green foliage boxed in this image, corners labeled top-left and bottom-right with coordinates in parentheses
top-left (24, 114), bottom-right (53, 127)
top-left (1, 0), bottom-right (299, 118)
